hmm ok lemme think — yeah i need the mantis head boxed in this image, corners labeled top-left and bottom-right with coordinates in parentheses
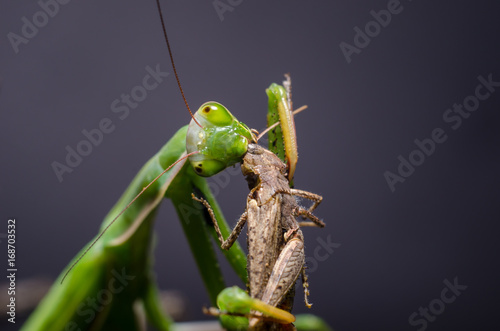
top-left (186, 102), bottom-right (256, 176)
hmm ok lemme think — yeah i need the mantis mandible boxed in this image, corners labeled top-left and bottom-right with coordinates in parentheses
top-left (22, 1), bottom-right (328, 330)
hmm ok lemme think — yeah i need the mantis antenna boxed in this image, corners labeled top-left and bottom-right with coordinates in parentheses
top-left (61, 1), bottom-right (210, 283)
top-left (60, 150), bottom-right (199, 284)
top-left (62, 1), bottom-right (217, 283)
top-left (155, 0), bottom-right (202, 128)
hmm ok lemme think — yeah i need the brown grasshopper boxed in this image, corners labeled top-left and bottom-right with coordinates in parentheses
top-left (195, 143), bottom-right (324, 330)
top-left (193, 77), bottom-right (324, 329)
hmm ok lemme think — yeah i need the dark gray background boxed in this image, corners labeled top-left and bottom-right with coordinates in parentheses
top-left (1, 0), bottom-right (499, 330)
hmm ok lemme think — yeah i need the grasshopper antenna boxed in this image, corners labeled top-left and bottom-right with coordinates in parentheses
top-left (60, 151), bottom-right (199, 284)
top-left (156, 0), bottom-right (202, 128)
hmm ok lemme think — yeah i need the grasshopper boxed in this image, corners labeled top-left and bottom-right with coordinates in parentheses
top-left (194, 76), bottom-right (325, 330)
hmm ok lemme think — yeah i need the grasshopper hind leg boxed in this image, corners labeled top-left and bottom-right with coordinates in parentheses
top-left (301, 268), bottom-right (313, 308)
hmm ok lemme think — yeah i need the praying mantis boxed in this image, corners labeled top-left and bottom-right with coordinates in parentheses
top-left (21, 1), bottom-right (331, 330)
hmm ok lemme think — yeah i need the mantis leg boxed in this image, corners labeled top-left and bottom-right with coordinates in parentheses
top-left (205, 286), bottom-right (296, 330)
top-left (191, 194), bottom-right (248, 250)
top-left (204, 303), bottom-right (294, 324)
top-left (267, 76), bottom-right (298, 184)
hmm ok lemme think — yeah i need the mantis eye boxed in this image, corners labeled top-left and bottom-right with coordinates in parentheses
top-left (197, 102), bottom-right (233, 127)
top-left (191, 159), bottom-right (226, 177)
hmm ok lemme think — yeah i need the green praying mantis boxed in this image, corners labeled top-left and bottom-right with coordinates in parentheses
top-left (21, 1), bottom-right (331, 330)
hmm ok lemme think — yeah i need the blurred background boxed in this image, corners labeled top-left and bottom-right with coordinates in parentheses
top-left (1, 0), bottom-right (499, 330)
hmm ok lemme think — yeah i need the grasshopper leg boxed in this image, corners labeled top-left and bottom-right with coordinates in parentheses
top-left (259, 236), bottom-right (304, 309)
top-left (191, 193), bottom-right (248, 250)
top-left (260, 188), bottom-right (324, 227)
top-left (283, 229), bottom-right (313, 308)
top-left (290, 188), bottom-right (323, 213)
top-left (294, 207), bottom-right (325, 228)
top-left (249, 236), bottom-right (303, 328)
top-left (301, 268), bottom-right (313, 308)
top-left (265, 188), bottom-right (322, 214)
